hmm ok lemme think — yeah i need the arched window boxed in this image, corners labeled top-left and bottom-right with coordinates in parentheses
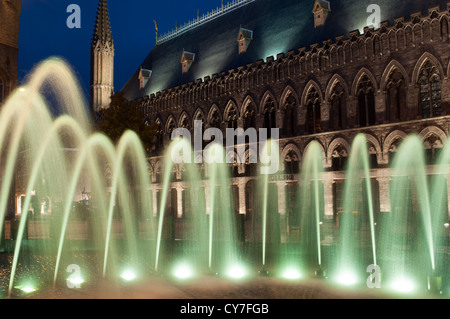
top-left (357, 74), bottom-right (376, 127)
top-left (155, 119), bottom-right (164, 154)
top-left (305, 87), bottom-right (321, 134)
top-left (282, 92), bottom-right (297, 137)
top-left (243, 101), bottom-right (256, 131)
top-left (225, 106), bottom-right (238, 129)
top-left (263, 97), bottom-right (276, 129)
top-left (329, 82), bottom-right (346, 130)
top-left (386, 68), bottom-right (406, 122)
top-left (166, 118), bottom-right (176, 136)
top-left (209, 109), bottom-right (221, 128)
top-left (418, 61), bottom-right (442, 118)
top-left (179, 114), bottom-right (190, 130)
top-left (424, 134), bottom-right (444, 165)
top-left (331, 144), bottom-right (348, 171)
top-left (284, 149), bottom-right (299, 174)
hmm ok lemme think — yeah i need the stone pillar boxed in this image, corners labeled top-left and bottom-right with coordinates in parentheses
top-left (375, 90), bottom-right (385, 125)
top-left (152, 188), bottom-right (158, 217)
top-left (377, 176), bottom-right (391, 213)
top-left (205, 186), bottom-right (210, 215)
top-left (238, 181), bottom-right (246, 216)
top-left (177, 187), bottom-right (183, 218)
top-left (407, 85), bottom-right (420, 120)
top-left (346, 96), bottom-right (358, 128)
top-left (323, 178), bottom-right (334, 220)
top-left (277, 182), bottom-right (288, 243)
top-left (321, 101), bottom-right (330, 131)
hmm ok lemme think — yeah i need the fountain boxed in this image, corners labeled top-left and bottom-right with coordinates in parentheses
top-left (0, 58), bottom-right (448, 298)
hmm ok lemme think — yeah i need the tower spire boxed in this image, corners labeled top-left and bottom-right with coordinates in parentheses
top-left (91, 0), bottom-right (113, 50)
top-left (90, 0), bottom-right (114, 114)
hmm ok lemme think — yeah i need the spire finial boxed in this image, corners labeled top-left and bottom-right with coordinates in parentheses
top-left (91, 0), bottom-right (113, 49)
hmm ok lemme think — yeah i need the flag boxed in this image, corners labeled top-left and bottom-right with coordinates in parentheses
top-left (153, 20), bottom-right (158, 33)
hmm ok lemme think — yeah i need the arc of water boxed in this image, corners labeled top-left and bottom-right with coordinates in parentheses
top-left (342, 134), bottom-right (377, 267)
top-left (3, 115), bottom-right (86, 294)
top-left (0, 90), bottom-right (53, 239)
top-left (103, 130), bottom-right (152, 277)
top-left (54, 134), bottom-right (116, 283)
top-left (300, 141), bottom-right (324, 268)
top-left (154, 139), bottom-right (183, 271)
top-left (388, 135), bottom-right (435, 272)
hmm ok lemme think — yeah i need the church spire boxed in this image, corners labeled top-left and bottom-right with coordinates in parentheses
top-left (90, 0), bottom-right (114, 113)
top-left (91, 0), bottom-right (113, 50)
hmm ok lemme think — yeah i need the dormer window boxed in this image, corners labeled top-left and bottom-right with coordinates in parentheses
top-left (181, 50), bottom-right (195, 74)
top-left (237, 27), bottom-right (253, 54)
top-left (312, 0), bottom-right (331, 28)
top-left (138, 67), bottom-right (152, 90)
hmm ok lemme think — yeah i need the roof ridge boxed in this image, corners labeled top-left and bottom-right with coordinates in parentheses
top-left (156, 0), bottom-right (255, 45)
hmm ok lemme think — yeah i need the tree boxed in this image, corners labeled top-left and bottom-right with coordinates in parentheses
top-left (96, 92), bottom-right (158, 155)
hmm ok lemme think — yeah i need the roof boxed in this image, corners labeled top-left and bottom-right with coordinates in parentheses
top-left (121, 0), bottom-right (449, 101)
top-left (314, 0), bottom-right (331, 12)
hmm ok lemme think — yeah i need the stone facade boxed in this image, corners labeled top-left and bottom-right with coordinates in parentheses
top-left (129, 5), bottom-right (450, 243)
top-left (0, 0), bottom-right (21, 104)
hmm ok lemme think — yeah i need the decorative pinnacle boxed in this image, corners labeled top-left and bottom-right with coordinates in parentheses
top-left (91, 0), bottom-right (113, 49)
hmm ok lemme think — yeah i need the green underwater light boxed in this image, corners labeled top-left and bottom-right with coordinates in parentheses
top-left (226, 264), bottom-right (248, 280)
top-left (120, 269), bottom-right (137, 282)
top-left (281, 267), bottom-right (302, 280)
top-left (173, 263), bottom-right (195, 280)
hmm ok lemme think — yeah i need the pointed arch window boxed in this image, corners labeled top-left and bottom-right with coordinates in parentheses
top-left (418, 61), bottom-right (442, 118)
top-left (167, 118), bottom-right (176, 137)
top-left (283, 92), bottom-right (297, 137)
top-left (329, 82), bottom-right (346, 130)
top-left (194, 111), bottom-right (205, 142)
top-left (225, 106), bottom-right (238, 129)
top-left (243, 101), bottom-right (256, 131)
top-left (305, 87), bottom-right (322, 134)
top-left (284, 150), bottom-right (300, 174)
top-left (155, 119), bottom-right (164, 154)
top-left (209, 109), bottom-right (221, 128)
top-left (263, 97), bottom-right (276, 129)
top-left (331, 144), bottom-right (348, 171)
top-left (180, 115), bottom-right (190, 130)
top-left (386, 68), bottom-right (406, 122)
top-left (357, 74), bottom-right (376, 127)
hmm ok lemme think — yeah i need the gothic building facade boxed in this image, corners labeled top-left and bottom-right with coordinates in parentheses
top-left (0, 0), bottom-right (21, 105)
top-left (0, 0), bottom-right (21, 219)
top-left (95, 0), bottom-right (450, 242)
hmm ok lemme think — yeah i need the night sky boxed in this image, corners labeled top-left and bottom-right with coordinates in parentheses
top-left (18, 0), bottom-right (225, 99)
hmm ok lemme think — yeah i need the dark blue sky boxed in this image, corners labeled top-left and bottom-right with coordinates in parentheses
top-left (18, 0), bottom-right (225, 99)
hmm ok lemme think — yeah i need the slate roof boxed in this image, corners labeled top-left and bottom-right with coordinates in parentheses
top-left (121, 0), bottom-right (449, 101)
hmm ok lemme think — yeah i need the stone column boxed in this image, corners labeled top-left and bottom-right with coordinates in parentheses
top-left (177, 187), bottom-right (183, 218)
top-left (152, 188), bottom-right (158, 217)
top-left (323, 178), bottom-right (334, 220)
top-left (238, 181), bottom-right (246, 216)
top-left (377, 176), bottom-right (391, 213)
top-left (277, 182), bottom-right (288, 243)
top-left (375, 90), bottom-right (386, 125)
top-left (205, 186), bottom-right (210, 215)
